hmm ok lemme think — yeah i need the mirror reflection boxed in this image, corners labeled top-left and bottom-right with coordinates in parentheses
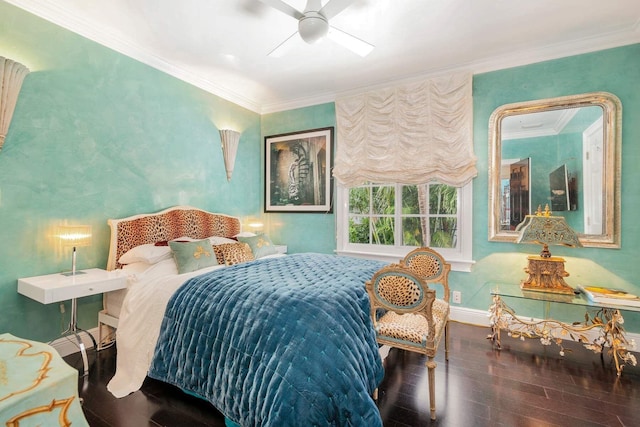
top-left (488, 92), bottom-right (621, 248)
top-left (500, 106), bottom-right (603, 234)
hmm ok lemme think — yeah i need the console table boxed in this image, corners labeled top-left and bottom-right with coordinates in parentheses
top-left (486, 282), bottom-right (638, 376)
top-left (18, 268), bottom-right (127, 376)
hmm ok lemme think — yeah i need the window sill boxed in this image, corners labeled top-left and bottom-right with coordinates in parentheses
top-left (335, 249), bottom-right (475, 272)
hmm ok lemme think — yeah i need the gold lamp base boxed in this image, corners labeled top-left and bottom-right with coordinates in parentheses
top-left (520, 255), bottom-right (575, 295)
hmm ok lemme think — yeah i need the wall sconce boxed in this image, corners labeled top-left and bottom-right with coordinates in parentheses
top-left (58, 225), bottom-right (92, 276)
top-left (0, 57), bottom-right (30, 151)
top-left (219, 129), bottom-right (241, 181)
top-left (516, 205), bottom-right (582, 295)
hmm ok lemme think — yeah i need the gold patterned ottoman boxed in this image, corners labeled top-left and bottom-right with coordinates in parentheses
top-left (0, 333), bottom-right (88, 427)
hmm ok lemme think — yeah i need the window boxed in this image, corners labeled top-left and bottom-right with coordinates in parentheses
top-left (337, 182), bottom-right (473, 271)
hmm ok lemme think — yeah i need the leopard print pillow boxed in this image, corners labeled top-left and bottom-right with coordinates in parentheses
top-left (213, 242), bottom-right (255, 266)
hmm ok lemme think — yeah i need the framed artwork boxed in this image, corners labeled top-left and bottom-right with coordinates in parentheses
top-left (265, 127), bottom-right (333, 213)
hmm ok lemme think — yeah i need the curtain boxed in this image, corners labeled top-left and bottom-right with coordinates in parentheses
top-left (333, 71), bottom-right (476, 187)
top-left (0, 57), bottom-right (30, 151)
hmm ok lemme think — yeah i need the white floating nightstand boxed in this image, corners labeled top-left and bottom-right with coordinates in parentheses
top-left (17, 268), bottom-right (127, 376)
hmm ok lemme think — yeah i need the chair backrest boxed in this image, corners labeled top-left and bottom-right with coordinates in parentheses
top-left (401, 247), bottom-right (451, 302)
top-left (366, 265), bottom-right (436, 320)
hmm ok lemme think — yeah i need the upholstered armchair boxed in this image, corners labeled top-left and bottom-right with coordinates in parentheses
top-left (400, 247), bottom-right (451, 359)
top-left (366, 250), bottom-right (451, 420)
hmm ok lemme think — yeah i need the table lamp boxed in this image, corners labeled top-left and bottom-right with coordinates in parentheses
top-left (58, 225), bottom-right (92, 276)
top-left (516, 205), bottom-right (582, 295)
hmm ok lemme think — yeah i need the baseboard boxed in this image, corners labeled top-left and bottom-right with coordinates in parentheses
top-left (450, 306), bottom-right (491, 327)
top-left (49, 327), bottom-right (100, 357)
top-left (450, 305), bottom-right (640, 349)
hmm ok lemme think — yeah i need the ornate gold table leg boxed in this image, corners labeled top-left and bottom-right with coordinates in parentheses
top-left (592, 308), bottom-right (637, 377)
top-left (487, 294), bottom-right (503, 349)
top-left (487, 297), bottom-right (638, 376)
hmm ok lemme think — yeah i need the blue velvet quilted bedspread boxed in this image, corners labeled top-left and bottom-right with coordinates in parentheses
top-left (148, 253), bottom-right (388, 426)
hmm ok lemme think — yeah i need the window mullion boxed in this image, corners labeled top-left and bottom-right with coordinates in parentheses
top-left (395, 184), bottom-right (403, 247)
top-left (369, 184), bottom-right (374, 245)
top-left (424, 184), bottom-right (431, 247)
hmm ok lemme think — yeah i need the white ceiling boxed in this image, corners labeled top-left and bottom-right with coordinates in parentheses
top-left (6, 0), bottom-right (640, 113)
top-left (502, 109), bottom-right (579, 140)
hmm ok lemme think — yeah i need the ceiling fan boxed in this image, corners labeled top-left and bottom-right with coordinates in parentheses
top-left (260, 0), bottom-right (374, 57)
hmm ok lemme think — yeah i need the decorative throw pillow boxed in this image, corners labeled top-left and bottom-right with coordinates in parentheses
top-left (237, 233), bottom-right (278, 259)
top-left (169, 239), bottom-right (218, 274)
top-left (213, 242), bottom-right (255, 266)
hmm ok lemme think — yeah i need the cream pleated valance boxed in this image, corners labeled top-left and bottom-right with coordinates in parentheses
top-left (333, 72), bottom-right (476, 187)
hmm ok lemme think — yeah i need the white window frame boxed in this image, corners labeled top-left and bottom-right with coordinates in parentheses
top-left (336, 182), bottom-right (474, 272)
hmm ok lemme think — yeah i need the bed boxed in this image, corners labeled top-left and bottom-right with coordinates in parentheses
top-left (102, 206), bottom-right (388, 426)
top-left (98, 205), bottom-right (242, 340)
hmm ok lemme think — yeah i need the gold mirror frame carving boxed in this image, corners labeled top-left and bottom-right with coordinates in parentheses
top-left (488, 92), bottom-right (621, 248)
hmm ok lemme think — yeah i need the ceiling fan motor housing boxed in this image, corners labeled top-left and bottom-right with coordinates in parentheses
top-left (298, 12), bottom-right (329, 44)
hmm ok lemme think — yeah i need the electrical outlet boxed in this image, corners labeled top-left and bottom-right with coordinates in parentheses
top-left (59, 303), bottom-right (65, 314)
top-left (452, 291), bottom-right (462, 304)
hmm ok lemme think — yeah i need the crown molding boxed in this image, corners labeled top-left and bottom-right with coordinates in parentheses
top-left (4, 0), bottom-right (262, 113)
top-left (6, 0), bottom-right (640, 115)
top-left (272, 28), bottom-right (640, 113)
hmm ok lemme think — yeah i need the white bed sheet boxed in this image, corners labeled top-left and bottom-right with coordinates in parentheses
top-left (107, 259), bottom-right (227, 397)
top-left (106, 254), bottom-right (284, 398)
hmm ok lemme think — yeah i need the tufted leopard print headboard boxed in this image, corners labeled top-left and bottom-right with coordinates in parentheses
top-left (106, 206), bottom-right (241, 270)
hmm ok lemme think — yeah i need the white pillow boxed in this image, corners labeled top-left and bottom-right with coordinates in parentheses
top-left (118, 244), bottom-right (172, 265)
top-left (172, 236), bottom-right (198, 242)
top-left (120, 261), bottom-right (154, 274)
top-left (171, 236), bottom-right (236, 245)
top-left (209, 236), bottom-right (237, 245)
top-left (234, 232), bottom-right (257, 238)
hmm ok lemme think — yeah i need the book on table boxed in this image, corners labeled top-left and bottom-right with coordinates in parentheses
top-left (577, 285), bottom-right (640, 308)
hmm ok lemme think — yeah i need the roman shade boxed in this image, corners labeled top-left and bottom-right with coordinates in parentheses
top-left (333, 72), bottom-right (476, 187)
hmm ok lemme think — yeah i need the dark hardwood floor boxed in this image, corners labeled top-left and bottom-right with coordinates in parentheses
top-left (67, 321), bottom-right (640, 426)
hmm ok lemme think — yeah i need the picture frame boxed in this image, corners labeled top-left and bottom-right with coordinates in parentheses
top-left (265, 127), bottom-right (333, 213)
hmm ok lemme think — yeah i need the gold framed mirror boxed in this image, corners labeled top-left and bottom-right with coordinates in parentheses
top-left (488, 92), bottom-right (621, 248)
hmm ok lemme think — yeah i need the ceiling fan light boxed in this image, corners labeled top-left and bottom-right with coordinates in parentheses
top-left (298, 14), bottom-right (328, 44)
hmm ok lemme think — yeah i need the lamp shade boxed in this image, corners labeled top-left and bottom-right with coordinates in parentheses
top-left (58, 225), bottom-right (92, 248)
top-left (516, 215), bottom-right (582, 249)
top-left (219, 129), bottom-right (240, 181)
top-left (245, 218), bottom-right (264, 234)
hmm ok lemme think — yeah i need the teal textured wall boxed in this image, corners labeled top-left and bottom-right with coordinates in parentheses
top-left (2, 0), bottom-right (639, 341)
top-left (0, 3), bottom-right (261, 341)
top-left (261, 104), bottom-right (337, 254)
top-left (466, 44), bottom-right (640, 330)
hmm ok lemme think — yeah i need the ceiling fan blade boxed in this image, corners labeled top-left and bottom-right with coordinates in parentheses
top-left (327, 26), bottom-right (374, 57)
top-left (268, 31), bottom-right (300, 57)
top-left (319, 0), bottom-right (353, 19)
top-left (259, 0), bottom-right (304, 20)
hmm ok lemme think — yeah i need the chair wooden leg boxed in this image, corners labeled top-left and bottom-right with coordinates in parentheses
top-left (445, 321), bottom-right (450, 361)
top-left (426, 356), bottom-right (437, 420)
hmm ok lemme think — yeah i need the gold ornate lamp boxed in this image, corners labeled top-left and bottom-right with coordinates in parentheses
top-left (516, 205), bottom-right (582, 294)
top-left (58, 225), bottom-right (92, 276)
